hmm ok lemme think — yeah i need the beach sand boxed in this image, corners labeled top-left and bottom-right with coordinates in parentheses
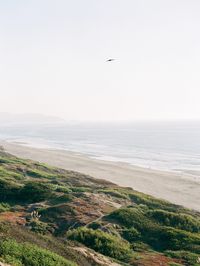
top-left (1, 141), bottom-right (200, 211)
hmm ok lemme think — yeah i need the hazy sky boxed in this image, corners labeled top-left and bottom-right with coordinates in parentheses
top-left (0, 0), bottom-right (200, 121)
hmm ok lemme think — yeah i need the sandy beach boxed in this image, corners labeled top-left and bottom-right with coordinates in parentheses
top-left (0, 140), bottom-right (200, 211)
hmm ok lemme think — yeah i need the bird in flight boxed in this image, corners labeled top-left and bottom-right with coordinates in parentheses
top-left (106, 58), bottom-right (115, 62)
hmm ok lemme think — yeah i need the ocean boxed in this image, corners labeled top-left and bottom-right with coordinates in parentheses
top-left (0, 121), bottom-right (200, 172)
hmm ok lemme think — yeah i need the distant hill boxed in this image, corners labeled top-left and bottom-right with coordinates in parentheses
top-left (0, 148), bottom-right (199, 265)
top-left (0, 113), bottom-right (66, 126)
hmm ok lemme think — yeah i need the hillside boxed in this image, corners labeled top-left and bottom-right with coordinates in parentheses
top-left (0, 147), bottom-right (199, 266)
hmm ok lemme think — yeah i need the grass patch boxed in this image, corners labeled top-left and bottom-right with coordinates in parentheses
top-left (0, 166), bottom-right (23, 180)
top-left (98, 189), bottom-right (130, 199)
top-left (26, 169), bottom-right (55, 179)
top-left (0, 239), bottom-right (76, 266)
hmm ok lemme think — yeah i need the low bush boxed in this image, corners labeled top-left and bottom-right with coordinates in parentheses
top-left (19, 182), bottom-right (52, 203)
top-left (142, 226), bottom-right (200, 252)
top-left (28, 220), bottom-right (54, 235)
top-left (122, 228), bottom-right (141, 242)
top-left (129, 192), bottom-right (180, 212)
top-left (71, 187), bottom-right (91, 193)
top-left (26, 169), bottom-right (55, 179)
top-left (67, 227), bottom-right (132, 262)
top-left (0, 239), bottom-right (76, 266)
top-left (0, 203), bottom-right (10, 213)
top-left (165, 250), bottom-right (200, 266)
top-left (99, 189), bottom-right (129, 199)
top-left (0, 179), bottom-right (20, 202)
top-left (107, 207), bottom-right (200, 253)
top-left (0, 167), bottom-right (23, 180)
top-left (147, 209), bottom-right (200, 233)
top-left (49, 194), bottom-right (73, 205)
top-left (55, 186), bottom-right (72, 193)
top-left (107, 207), bottom-right (148, 229)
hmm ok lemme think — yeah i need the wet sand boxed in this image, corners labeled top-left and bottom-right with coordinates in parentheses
top-left (1, 141), bottom-right (200, 211)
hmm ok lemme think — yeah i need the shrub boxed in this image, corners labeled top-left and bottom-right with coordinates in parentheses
top-left (142, 226), bottom-right (200, 252)
top-left (55, 186), bottom-right (72, 193)
top-left (147, 209), bottom-right (200, 233)
top-left (108, 207), bottom-right (200, 253)
top-left (71, 187), bottom-right (91, 193)
top-left (0, 179), bottom-right (20, 202)
top-left (0, 203), bottom-right (10, 213)
top-left (0, 239), bottom-right (76, 266)
top-left (129, 192), bottom-right (179, 212)
top-left (28, 220), bottom-right (53, 235)
top-left (67, 227), bottom-right (132, 262)
top-left (88, 222), bottom-right (101, 230)
top-left (26, 169), bottom-right (54, 179)
top-left (0, 167), bottom-right (23, 180)
top-left (107, 207), bottom-right (148, 229)
top-left (165, 250), bottom-right (200, 266)
top-left (0, 157), bottom-right (15, 164)
top-left (99, 189), bottom-right (129, 199)
top-left (19, 182), bottom-right (52, 203)
top-left (49, 194), bottom-right (73, 205)
top-left (39, 204), bottom-right (76, 224)
top-left (122, 228), bottom-right (141, 242)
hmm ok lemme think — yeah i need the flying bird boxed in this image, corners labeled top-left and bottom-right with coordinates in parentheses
top-left (106, 59), bottom-right (115, 62)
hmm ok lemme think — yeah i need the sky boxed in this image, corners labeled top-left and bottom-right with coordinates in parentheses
top-left (0, 0), bottom-right (200, 121)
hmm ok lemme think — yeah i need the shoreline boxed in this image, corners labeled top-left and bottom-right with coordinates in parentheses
top-left (4, 138), bottom-right (200, 175)
top-left (7, 140), bottom-right (179, 174)
top-left (0, 140), bottom-right (200, 211)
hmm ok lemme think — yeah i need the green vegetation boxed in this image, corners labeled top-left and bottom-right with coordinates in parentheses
top-left (70, 187), bottom-right (91, 193)
top-left (122, 228), bottom-right (141, 243)
top-left (0, 179), bottom-right (20, 202)
top-left (0, 202), bottom-right (10, 213)
top-left (0, 166), bottom-right (23, 180)
top-left (19, 182), bottom-right (53, 203)
top-left (0, 180), bottom-right (53, 203)
top-left (148, 209), bottom-right (200, 233)
top-left (0, 150), bottom-right (199, 265)
top-left (98, 188), bottom-right (130, 199)
top-left (67, 227), bottom-right (132, 261)
top-left (108, 206), bottom-right (147, 228)
top-left (26, 169), bottom-right (55, 179)
top-left (0, 239), bottom-right (76, 266)
top-left (165, 250), bottom-right (200, 266)
top-left (129, 191), bottom-right (182, 212)
top-left (55, 185), bottom-right (72, 193)
top-left (107, 206), bottom-right (200, 253)
top-left (49, 194), bottom-right (73, 205)
top-left (28, 220), bottom-right (53, 235)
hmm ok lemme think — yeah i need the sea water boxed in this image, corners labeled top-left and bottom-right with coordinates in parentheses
top-left (0, 121), bottom-right (200, 172)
